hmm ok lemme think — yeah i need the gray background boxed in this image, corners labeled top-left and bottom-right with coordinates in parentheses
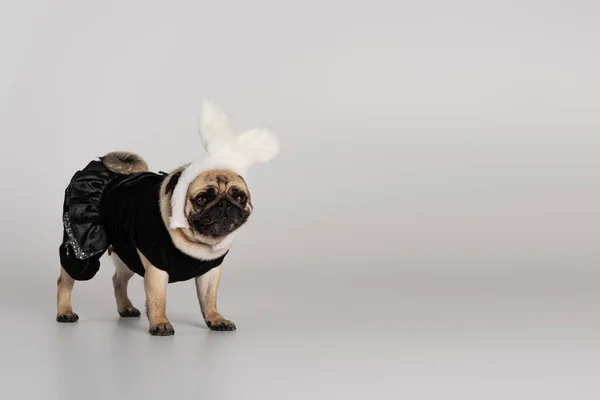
top-left (1, 1), bottom-right (599, 399)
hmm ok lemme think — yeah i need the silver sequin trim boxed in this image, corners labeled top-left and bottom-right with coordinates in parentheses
top-left (62, 212), bottom-right (103, 260)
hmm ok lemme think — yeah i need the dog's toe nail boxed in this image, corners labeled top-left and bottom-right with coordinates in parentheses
top-left (149, 323), bottom-right (175, 336)
top-left (119, 307), bottom-right (141, 318)
top-left (207, 319), bottom-right (236, 331)
top-left (56, 313), bottom-right (79, 323)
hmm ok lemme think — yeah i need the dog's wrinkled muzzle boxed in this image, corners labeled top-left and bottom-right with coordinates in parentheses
top-left (189, 198), bottom-right (247, 237)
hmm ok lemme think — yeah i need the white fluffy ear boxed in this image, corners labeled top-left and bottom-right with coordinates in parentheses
top-left (236, 127), bottom-right (280, 166)
top-left (198, 100), bottom-right (237, 153)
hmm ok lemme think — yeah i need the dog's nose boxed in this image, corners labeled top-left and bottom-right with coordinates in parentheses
top-left (219, 200), bottom-right (230, 210)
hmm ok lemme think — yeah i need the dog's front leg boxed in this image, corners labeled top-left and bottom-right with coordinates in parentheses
top-left (195, 265), bottom-right (236, 331)
top-left (138, 251), bottom-right (174, 336)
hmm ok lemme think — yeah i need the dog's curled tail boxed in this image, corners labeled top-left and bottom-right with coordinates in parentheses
top-left (100, 151), bottom-right (149, 175)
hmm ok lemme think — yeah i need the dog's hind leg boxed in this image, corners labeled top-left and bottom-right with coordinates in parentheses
top-left (111, 250), bottom-right (141, 318)
top-left (56, 267), bottom-right (78, 322)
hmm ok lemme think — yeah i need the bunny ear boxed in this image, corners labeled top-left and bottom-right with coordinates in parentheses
top-left (236, 127), bottom-right (280, 166)
top-left (198, 100), bottom-right (237, 152)
top-left (170, 100), bottom-right (280, 230)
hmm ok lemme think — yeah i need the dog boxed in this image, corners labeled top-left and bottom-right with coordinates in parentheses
top-left (56, 101), bottom-right (279, 336)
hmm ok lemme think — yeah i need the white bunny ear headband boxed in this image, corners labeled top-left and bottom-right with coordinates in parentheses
top-left (169, 100), bottom-right (280, 230)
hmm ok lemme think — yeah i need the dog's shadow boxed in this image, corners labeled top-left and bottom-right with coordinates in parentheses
top-left (80, 313), bottom-right (210, 334)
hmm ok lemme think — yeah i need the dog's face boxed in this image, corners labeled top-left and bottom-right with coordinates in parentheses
top-left (182, 170), bottom-right (252, 241)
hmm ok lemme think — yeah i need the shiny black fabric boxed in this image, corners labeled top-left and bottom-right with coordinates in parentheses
top-left (59, 161), bottom-right (117, 280)
top-left (59, 230), bottom-right (102, 281)
top-left (59, 161), bottom-right (227, 283)
top-left (66, 160), bottom-right (117, 255)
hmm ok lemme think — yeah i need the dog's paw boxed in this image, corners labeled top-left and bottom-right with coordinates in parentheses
top-left (149, 322), bottom-right (175, 336)
top-left (207, 319), bottom-right (236, 331)
top-left (56, 313), bottom-right (79, 323)
top-left (118, 307), bottom-right (141, 318)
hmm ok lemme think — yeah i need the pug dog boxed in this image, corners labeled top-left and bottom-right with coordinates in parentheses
top-left (56, 101), bottom-right (279, 336)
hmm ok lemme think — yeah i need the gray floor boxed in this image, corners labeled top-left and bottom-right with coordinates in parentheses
top-left (1, 261), bottom-right (599, 400)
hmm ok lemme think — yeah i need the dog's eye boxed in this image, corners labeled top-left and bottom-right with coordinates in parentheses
top-left (195, 196), bottom-right (208, 205)
top-left (228, 188), bottom-right (247, 204)
top-left (195, 189), bottom-right (216, 206)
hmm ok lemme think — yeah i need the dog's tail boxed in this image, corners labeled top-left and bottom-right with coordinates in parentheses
top-left (100, 151), bottom-right (149, 175)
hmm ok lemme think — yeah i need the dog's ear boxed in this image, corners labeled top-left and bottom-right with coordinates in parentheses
top-left (165, 171), bottom-right (182, 195)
